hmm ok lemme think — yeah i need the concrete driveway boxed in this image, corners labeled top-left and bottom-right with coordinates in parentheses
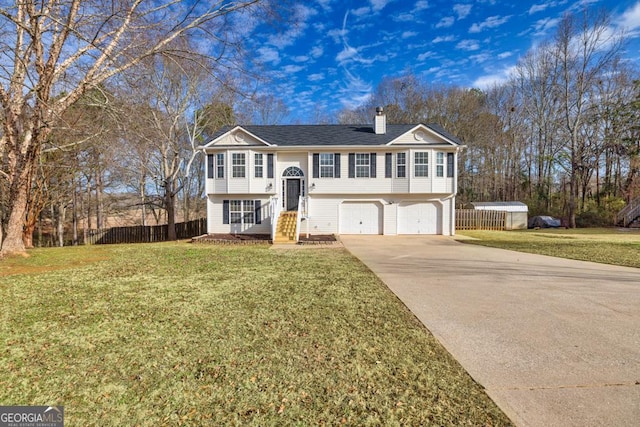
top-left (340, 235), bottom-right (640, 427)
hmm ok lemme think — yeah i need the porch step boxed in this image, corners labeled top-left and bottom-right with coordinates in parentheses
top-left (274, 212), bottom-right (297, 244)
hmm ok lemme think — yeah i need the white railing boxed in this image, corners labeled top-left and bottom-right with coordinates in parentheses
top-left (295, 196), bottom-right (309, 242)
top-left (617, 197), bottom-right (640, 227)
top-left (269, 195), bottom-right (281, 240)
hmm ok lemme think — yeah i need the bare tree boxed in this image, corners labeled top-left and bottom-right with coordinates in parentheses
top-left (0, 0), bottom-right (264, 256)
top-left (553, 9), bottom-right (624, 227)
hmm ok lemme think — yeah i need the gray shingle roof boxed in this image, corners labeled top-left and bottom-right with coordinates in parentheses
top-left (208, 124), bottom-right (462, 146)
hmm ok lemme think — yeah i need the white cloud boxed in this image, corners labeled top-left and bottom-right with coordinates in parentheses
top-left (469, 53), bottom-right (490, 63)
top-left (336, 46), bottom-right (359, 64)
top-left (310, 45), bottom-right (324, 58)
top-left (436, 17), bottom-right (455, 28)
top-left (469, 15), bottom-right (511, 33)
top-left (402, 31), bottom-right (418, 38)
top-left (415, 0), bottom-right (430, 10)
top-left (394, 12), bottom-right (415, 22)
top-left (257, 47), bottom-right (280, 65)
top-left (266, 4), bottom-right (318, 49)
top-left (497, 51), bottom-right (514, 59)
top-left (453, 4), bottom-right (472, 20)
top-left (456, 39), bottom-right (480, 50)
top-left (432, 35), bottom-right (456, 43)
top-left (351, 6), bottom-right (370, 17)
top-left (339, 69), bottom-right (372, 109)
top-left (292, 55), bottom-right (309, 63)
top-left (370, 0), bottom-right (391, 12)
top-left (528, 3), bottom-right (549, 15)
top-left (283, 65), bottom-right (305, 74)
top-left (619, 1), bottom-right (640, 31)
top-left (472, 65), bottom-right (517, 89)
top-left (417, 51), bottom-right (435, 61)
top-left (533, 17), bottom-right (560, 36)
top-left (308, 73), bottom-right (325, 82)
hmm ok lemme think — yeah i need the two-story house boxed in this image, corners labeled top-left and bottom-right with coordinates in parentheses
top-left (201, 108), bottom-right (463, 242)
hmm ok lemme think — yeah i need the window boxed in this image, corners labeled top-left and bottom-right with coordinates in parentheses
top-left (447, 153), bottom-right (454, 177)
top-left (436, 152), bottom-right (444, 177)
top-left (232, 153), bottom-right (245, 178)
top-left (313, 153), bottom-right (340, 178)
top-left (320, 153), bottom-right (335, 177)
top-left (224, 200), bottom-right (261, 225)
top-left (356, 153), bottom-right (370, 178)
top-left (216, 153), bottom-right (224, 179)
top-left (397, 152), bottom-right (406, 178)
top-left (348, 153), bottom-right (376, 178)
top-left (415, 152), bottom-right (428, 177)
top-left (255, 153), bottom-right (263, 178)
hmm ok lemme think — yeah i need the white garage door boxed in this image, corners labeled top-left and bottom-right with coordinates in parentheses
top-left (398, 202), bottom-right (441, 234)
top-left (341, 202), bottom-right (382, 234)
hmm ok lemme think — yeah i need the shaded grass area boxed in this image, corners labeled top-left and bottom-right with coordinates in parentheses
top-left (458, 228), bottom-right (640, 268)
top-left (0, 243), bottom-right (510, 426)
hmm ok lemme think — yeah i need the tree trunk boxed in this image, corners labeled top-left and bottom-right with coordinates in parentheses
top-left (1, 178), bottom-right (30, 256)
top-left (57, 203), bottom-right (66, 247)
top-left (165, 185), bottom-right (177, 241)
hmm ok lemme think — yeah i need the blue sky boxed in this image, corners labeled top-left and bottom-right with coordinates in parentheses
top-left (244, 0), bottom-right (640, 123)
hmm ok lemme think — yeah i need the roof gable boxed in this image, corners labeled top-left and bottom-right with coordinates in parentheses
top-left (386, 124), bottom-right (461, 146)
top-left (203, 126), bottom-right (274, 147)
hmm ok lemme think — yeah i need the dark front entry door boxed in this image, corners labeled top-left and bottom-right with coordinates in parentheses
top-left (286, 179), bottom-right (301, 211)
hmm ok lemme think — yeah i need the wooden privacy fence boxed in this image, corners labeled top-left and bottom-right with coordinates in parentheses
top-left (456, 209), bottom-right (506, 231)
top-left (86, 218), bottom-right (207, 245)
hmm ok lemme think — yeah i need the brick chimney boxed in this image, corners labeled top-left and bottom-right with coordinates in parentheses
top-left (374, 106), bottom-right (386, 134)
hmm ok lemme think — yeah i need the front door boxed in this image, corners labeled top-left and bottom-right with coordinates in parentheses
top-left (286, 179), bottom-right (301, 211)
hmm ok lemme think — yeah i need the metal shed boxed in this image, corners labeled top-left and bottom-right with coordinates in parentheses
top-left (470, 202), bottom-right (529, 230)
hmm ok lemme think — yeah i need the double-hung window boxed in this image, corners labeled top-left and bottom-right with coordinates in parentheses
top-left (320, 153), bottom-right (335, 178)
top-left (255, 153), bottom-right (263, 178)
top-left (397, 153), bottom-right (406, 178)
top-left (216, 153), bottom-right (224, 178)
top-left (355, 153), bottom-right (370, 178)
top-left (415, 152), bottom-right (429, 177)
top-left (232, 153), bottom-right (245, 178)
top-left (436, 152), bottom-right (444, 177)
top-left (224, 199), bottom-right (261, 225)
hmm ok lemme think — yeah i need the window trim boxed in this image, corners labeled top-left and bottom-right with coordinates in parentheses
top-left (216, 153), bottom-right (225, 179)
top-left (231, 152), bottom-right (246, 178)
top-left (223, 199), bottom-right (261, 225)
top-left (414, 151), bottom-right (429, 178)
top-left (436, 152), bottom-right (444, 178)
top-left (396, 152), bottom-right (406, 178)
top-left (254, 153), bottom-right (263, 178)
top-left (319, 153), bottom-right (335, 178)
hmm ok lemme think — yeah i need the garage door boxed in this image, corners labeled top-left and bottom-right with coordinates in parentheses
top-left (340, 202), bottom-right (382, 234)
top-left (398, 202), bottom-right (441, 234)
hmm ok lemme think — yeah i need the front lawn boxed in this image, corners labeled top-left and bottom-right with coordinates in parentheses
top-left (457, 228), bottom-right (640, 268)
top-left (0, 243), bottom-right (511, 426)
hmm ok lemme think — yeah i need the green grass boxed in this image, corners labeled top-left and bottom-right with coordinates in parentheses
top-left (0, 243), bottom-right (510, 426)
top-left (457, 228), bottom-right (640, 268)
